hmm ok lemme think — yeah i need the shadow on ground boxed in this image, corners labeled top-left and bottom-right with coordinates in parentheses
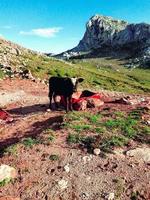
top-left (7, 102), bottom-right (64, 116)
top-left (0, 114), bottom-right (63, 154)
top-left (7, 104), bottom-right (49, 115)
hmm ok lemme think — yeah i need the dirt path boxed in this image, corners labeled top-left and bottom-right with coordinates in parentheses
top-left (0, 78), bottom-right (150, 200)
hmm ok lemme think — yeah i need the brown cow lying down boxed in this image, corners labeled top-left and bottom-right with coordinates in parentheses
top-left (60, 90), bottom-right (104, 111)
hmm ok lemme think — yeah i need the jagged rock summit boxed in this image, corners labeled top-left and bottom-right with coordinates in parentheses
top-left (73, 14), bottom-right (128, 52)
top-left (57, 14), bottom-right (150, 67)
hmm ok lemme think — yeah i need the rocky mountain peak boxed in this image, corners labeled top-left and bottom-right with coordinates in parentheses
top-left (57, 14), bottom-right (150, 67)
top-left (87, 14), bottom-right (128, 28)
top-left (79, 14), bottom-right (128, 51)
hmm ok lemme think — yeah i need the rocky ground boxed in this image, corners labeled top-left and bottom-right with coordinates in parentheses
top-left (0, 78), bottom-right (150, 200)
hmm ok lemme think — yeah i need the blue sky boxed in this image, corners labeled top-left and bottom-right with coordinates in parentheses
top-left (0, 0), bottom-right (150, 53)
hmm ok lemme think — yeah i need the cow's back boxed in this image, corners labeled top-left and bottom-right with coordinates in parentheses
top-left (49, 77), bottom-right (73, 96)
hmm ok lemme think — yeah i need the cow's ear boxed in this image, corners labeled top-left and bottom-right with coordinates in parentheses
top-left (78, 78), bottom-right (84, 83)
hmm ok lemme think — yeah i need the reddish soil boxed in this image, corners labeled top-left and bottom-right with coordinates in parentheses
top-left (0, 78), bottom-right (150, 200)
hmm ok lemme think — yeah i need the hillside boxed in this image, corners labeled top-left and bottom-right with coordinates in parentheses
top-left (0, 37), bottom-right (150, 94)
top-left (0, 37), bottom-right (71, 80)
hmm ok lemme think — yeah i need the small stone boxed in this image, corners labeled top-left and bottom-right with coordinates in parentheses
top-left (64, 164), bottom-right (70, 173)
top-left (93, 148), bottom-right (101, 156)
top-left (86, 176), bottom-right (91, 182)
top-left (58, 179), bottom-right (68, 190)
top-left (105, 192), bottom-right (115, 200)
top-left (126, 148), bottom-right (150, 164)
top-left (82, 156), bottom-right (92, 164)
top-left (0, 165), bottom-right (17, 183)
top-left (46, 109), bottom-right (51, 112)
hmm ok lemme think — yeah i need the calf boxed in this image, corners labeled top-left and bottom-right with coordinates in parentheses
top-left (49, 76), bottom-right (84, 112)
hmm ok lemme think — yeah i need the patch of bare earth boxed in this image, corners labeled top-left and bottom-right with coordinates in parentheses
top-left (0, 78), bottom-right (150, 200)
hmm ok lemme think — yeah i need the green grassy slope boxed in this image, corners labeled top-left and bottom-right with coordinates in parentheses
top-left (1, 50), bottom-right (150, 94)
top-left (26, 54), bottom-right (149, 94)
top-left (69, 58), bottom-right (150, 94)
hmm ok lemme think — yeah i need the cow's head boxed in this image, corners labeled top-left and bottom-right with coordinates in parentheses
top-left (71, 77), bottom-right (84, 92)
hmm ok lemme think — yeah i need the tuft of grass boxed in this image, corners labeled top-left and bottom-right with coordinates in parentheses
top-left (114, 178), bottom-right (125, 199)
top-left (67, 133), bottom-right (81, 144)
top-left (123, 126), bottom-right (137, 138)
top-left (49, 154), bottom-right (59, 161)
top-left (71, 124), bottom-right (92, 132)
top-left (130, 191), bottom-right (138, 200)
top-left (101, 136), bottom-right (129, 152)
top-left (3, 144), bottom-right (18, 155)
top-left (104, 119), bottom-right (122, 128)
top-left (129, 108), bottom-right (145, 120)
top-left (22, 137), bottom-right (39, 148)
top-left (0, 69), bottom-right (4, 79)
top-left (48, 134), bottom-right (55, 142)
top-left (43, 128), bottom-right (56, 142)
top-left (94, 127), bottom-right (105, 134)
top-left (114, 111), bottom-right (125, 118)
top-left (143, 126), bottom-right (150, 135)
top-left (104, 117), bottom-right (138, 138)
top-left (88, 114), bottom-right (101, 124)
top-left (66, 133), bottom-right (95, 152)
top-left (0, 178), bottom-right (12, 187)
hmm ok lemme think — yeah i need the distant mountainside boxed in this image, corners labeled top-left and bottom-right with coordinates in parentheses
top-left (55, 14), bottom-right (150, 67)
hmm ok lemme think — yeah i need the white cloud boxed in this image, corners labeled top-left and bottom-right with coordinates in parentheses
top-left (20, 27), bottom-right (62, 38)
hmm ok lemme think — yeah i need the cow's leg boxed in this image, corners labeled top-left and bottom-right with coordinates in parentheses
top-left (49, 92), bottom-right (53, 109)
top-left (69, 96), bottom-right (73, 111)
top-left (65, 97), bottom-right (69, 112)
top-left (53, 94), bottom-right (59, 109)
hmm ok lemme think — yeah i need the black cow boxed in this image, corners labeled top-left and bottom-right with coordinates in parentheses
top-left (49, 76), bottom-right (84, 112)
